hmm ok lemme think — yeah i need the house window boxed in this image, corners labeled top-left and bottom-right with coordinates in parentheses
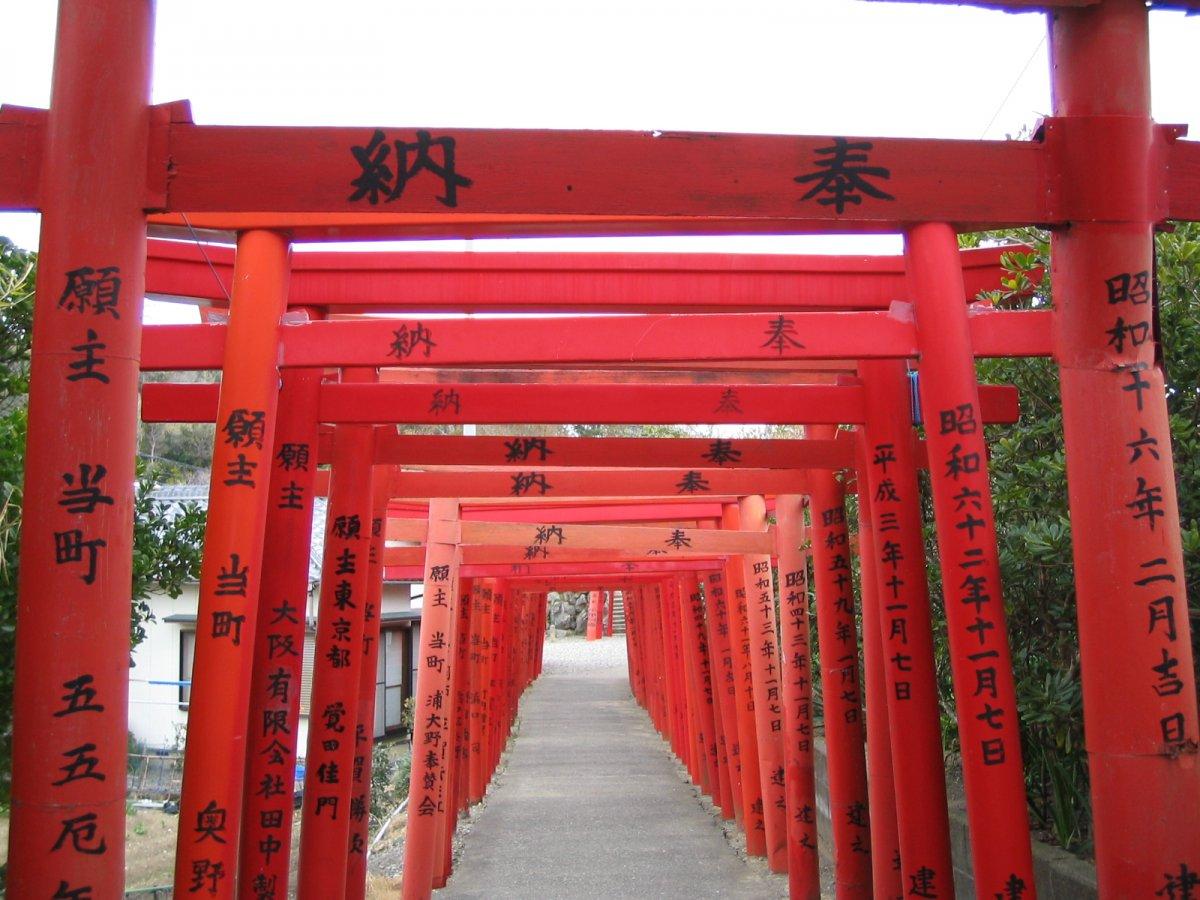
top-left (382, 626), bottom-right (409, 734)
top-left (179, 630), bottom-right (196, 706)
top-left (299, 633), bottom-right (316, 715)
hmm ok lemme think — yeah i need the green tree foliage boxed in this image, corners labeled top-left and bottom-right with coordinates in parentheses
top-left (0, 238), bottom-right (207, 804)
top-left (932, 224), bottom-right (1200, 853)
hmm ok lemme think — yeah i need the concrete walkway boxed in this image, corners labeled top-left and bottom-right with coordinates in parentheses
top-left (441, 638), bottom-right (785, 899)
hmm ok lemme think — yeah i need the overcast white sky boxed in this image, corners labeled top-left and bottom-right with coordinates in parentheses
top-left (2, 0), bottom-right (1199, 321)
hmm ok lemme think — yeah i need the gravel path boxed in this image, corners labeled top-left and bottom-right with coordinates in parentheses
top-left (540, 633), bottom-right (630, 674)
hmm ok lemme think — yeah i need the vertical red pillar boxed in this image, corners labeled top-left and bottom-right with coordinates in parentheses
top-left (859, 358), bottom-right (954, 897)
top-left (297, 412), bottom-right (377, 900)
top-left (636, 587), bottom-right (659, 723)
top-left (807, 428), bottom-right (872, 899)
top-left (239, 368), bottom-right (322, 899)
top-left (642, 587), bottom-right (667, 735)
top-left (723, 516), bottom-right (767, 856)
top-left (775, 496), bottom-right (820, 899)
top-left (606, 589), bottom-right (616, 637)
top-left (175, 230), bottom-right (292, 897)
top-left (668, 581), bottom-right (694, 773)
top-left (646, 585), bottom-right (667, 737)
top-left (534, 591), bottom-right (547, 678)
top-left (468, 580), bottom-right (493, 804)
top-left (626, 589), bottom-right (646, 704)
top-left (345, 467), bottom-right (390, 900)
top-left (516, 591), bottom-right (533, 692)
top-left (653, 582), bottom-right (679, 749)
top-left (704, 569), bottom-right (742, 824)
top-left (652, 585), bottom-right (671, 738)
top-left (586, 589), bottom-right (602, 640)
top-left (433, 570), bottom-right (467, 889)
top-left (1050, 2), bottom-right (1200, 893)
top-left (402, 499), bottom-right (461, 900)
top-left (625, 589), bottom-right (642, 700)
top-left (856, 434), bottom-right (904, 900)
top-left (488, 578), bottom-right (510, 780)
top-left (683, 574), bottom-right (720, 802)
top-left (739, 495), bottom-right (788, 874)
top-left (453, 579), bottom-right (476, 818)
top-left (675, 575), bottom-right (707, 791)
top-left (464, 579), bottom-right (486, 805)
top-left (908, 222), bottom-right (1035, 894)
top-left (666, 577), bottom-right (698, 782)
top-left (6, 6), bottom-right (153, 894)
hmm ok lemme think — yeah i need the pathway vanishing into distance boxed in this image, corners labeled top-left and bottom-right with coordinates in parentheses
top-left (441, 637), bottom-right (785, 899)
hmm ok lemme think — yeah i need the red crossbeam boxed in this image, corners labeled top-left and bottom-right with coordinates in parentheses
top-left (148, 122), bottom-right (1198, 232)
top-left (367, 468), bottom-right (811, 499)
top-left (4, 109), bottom-right (1198, 231)
top-left (0, 107), bottom-right (41, 210)
top-left (139, 309), bottom-right (1051, 371)
top-left (364, 434), bottom-right (853, 469)
top-left (154, 123), bottom-right (1048, 229)
top-left (141, 381), bottom-right (1019, 425)
top-left (387, 500), bottom-right (728, 525)
top-left (144, 239), bottom-right (1017, 311)
top-left (385, 546), bottom-right (730, 566)
top-left (386, 518), bottom-right (774, 554)
top-left (383, 561), bottom-right (719, 581)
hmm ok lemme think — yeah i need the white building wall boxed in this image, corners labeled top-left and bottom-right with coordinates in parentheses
top-left (128, 580), bottom-right (416, 752)
top-left (127, 585), bottom-right (196, 751)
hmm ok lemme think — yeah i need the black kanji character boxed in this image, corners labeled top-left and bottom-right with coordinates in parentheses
top-left (59, 266), bottom-right (121, 318)
top-left (59, 464), bottom-right (113, 514)
top-left (676, 470), bottom-right (711, 494)
top-left (67, 329), bottom-right (109, 383)
top-left (794, 138), bottom-right (894, 214)
top-left (761, 314), bottom-right (805, 355)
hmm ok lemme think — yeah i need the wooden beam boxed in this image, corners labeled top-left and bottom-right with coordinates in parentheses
top-left (8, 110), bottom-right (1197, 231)
top-left (375, 468), bottom-right (809, 500)
top-left (144, 239), bottom-right (1020, 311)
top-left (0, 106), bottom-right (42, 211)
top-left (384, 559), bottom-right (721, 581)
top-left (371, 367), bottom-right (847, 384)
top-left (139, 309), bottom-right (1053, 370)
top-left (367, 434), bottom-right (852, 469)
top-left (388, 499), bottom-right (729, 525)
top-left (387, 546), bottom-right (734, 566)
top-left (385, 518), bottom-right (774, 554)
top-left (141, 380), bottom-right (1020, 426)
top-left (150, 122), bottom-right (1051, 230)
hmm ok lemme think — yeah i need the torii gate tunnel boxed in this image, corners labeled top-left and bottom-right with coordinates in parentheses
top-left (2, 1), bottom-right (1199, 898)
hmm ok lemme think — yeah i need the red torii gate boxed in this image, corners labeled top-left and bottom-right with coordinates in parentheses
top-left (135, 283), bottom-right (1033, 900)
top-left (2, 1), bottom-right (1198, 899)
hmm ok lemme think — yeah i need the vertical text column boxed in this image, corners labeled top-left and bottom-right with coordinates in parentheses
top-left (908, 222), bottom-right (1034, 895)
top-left (1050, 2), bottom-right (1200, 892)
top-left (8, 5), bottom-right (154, 896)
top-left (297, 412), bottom-right (377, 899)
top-left (775, 495), bottom-right (820, 899)
top-left (858, 358), bottom-right (954, 898)
top-left (175, 231), bottom-right (291, 897)
top-left (402, 499), bottom-right (462, 900)
top-left (239, 367), bottom-right (322, 898)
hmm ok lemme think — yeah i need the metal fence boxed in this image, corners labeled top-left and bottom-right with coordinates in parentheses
top-left (126, 753), bottom-right (183, 800)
